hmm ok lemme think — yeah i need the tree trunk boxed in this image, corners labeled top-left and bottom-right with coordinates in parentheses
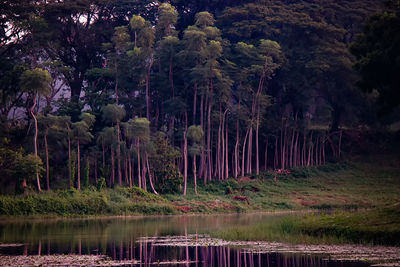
top-left (30, 94), bottom-right (41, 192)
top-left (199, 93), bottom-right (205, 178)
top-left (77, 140), bottom-right (81, 190)
top-left (225, 117), bottom-right (229, 179)
top-left (146, 154), bottom-right (158, 195)
top-left (111, 148), bottom-right (115, 187)
top-left (193, 155), bottom-right (197, 194)
top-left (68, 133), bottom-right (72, 189)
top-left (44, 130), bottom-right (50, 191)
top-left (117, 121), bottom-right (122, 186)
top-left (255, 101), bottom-right (260, 175)
top-left (294, 131), bottom-right (299, 167)
top-left (137, 138), bottom-right (141, 189)
top-left (234, 118), bottom-right (239, 178)
top-left (216, 105), bottom-right (222, 179)
top-left (241, 128), bottom-right (250, 177)
top-left (246, 128), bottom-right (252, 174)
top-left (145, 55), bottom-right (154, 121)
top-left (264, 136), bottom-right (268, 170)
top-left (338, 130), bottom-right (343, 159)
top-left (193, 83), bottom-right (197, 124)
top-left (183, 111), bottom-right (188, 195)
top-left (206, 93), bottom-right (212, 183)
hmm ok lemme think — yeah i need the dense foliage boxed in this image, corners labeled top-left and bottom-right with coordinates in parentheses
top-left (0, 0), bottom-right (396, 195)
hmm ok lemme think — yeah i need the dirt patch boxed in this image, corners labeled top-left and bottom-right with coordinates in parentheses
top-left (175, 206), bottom-right (193, 213)
top-left (237, 177), bottom-right (252, 183)
top-left (294, 198), bottom-right (318, 206)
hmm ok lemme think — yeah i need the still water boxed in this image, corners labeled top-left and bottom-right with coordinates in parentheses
top-left (0, 213), bottom-right (372, 266)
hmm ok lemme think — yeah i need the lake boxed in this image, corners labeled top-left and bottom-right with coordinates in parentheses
top-left (0, 212), bottom-right (391, 266)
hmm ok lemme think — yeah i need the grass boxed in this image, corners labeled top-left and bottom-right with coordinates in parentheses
top-left (210, 205), bottom-right (400, 246)
top-left (0, 186), bottom-right (177, 217)
top-left (0, 154), bottom-right (399, 219)
top-left (166, 155), bottom-right (400, 213)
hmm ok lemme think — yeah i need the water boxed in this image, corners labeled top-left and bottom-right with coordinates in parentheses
top-left (0, 213), bottom-right (372, 266)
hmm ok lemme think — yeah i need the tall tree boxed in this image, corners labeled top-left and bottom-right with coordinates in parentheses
top-left (72, 113), bottom-right (95, 190)
top-left (20, 68), bottom-right (52, 191)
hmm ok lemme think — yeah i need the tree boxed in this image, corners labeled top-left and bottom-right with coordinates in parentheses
top-left (129, 15), bottom-right (155, 120)
top-left (38, 114), bottom-right (69, 191)
top-left (72, 113), bottom-right (95, 190)
top-left (101, 104), bottom-right (126, 185)
top-left (97, 126), bottom-right (117, 187)
top-left (20, 68), bottom-right (52, 191)
top-left (150, 133), bottom-right (182, 194)
top-left (350, 2), bottom-right (400, 116)
top-left (187, 125), bottom-right (204, 194)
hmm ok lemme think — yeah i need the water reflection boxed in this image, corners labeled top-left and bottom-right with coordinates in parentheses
top-left (0, 214), bottom-right (371, 266)
top-left (1, 239), bottom-right (370, 266)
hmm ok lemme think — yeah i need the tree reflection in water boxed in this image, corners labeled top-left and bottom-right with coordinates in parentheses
top-left (4, 237), bottom-right (370, 266)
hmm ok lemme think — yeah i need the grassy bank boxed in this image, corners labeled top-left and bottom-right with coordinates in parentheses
top-left (0, 187), bottom-right (177, 217)
top-left (210, 205), bottom-right (400, 246)
top-left (0, 154), bottom-right (399, 217)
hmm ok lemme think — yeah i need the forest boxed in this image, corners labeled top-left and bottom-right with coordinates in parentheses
top-left (0, 0), bottom-right (399, 200)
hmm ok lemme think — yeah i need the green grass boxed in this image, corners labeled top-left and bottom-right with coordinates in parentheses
top-left (0, 186), bottom-right (177, 217)
top-left (0, 154), bottom-right (399, 218)
top-left (210, 205), bottom-right (400, 246)
top-left (165, 155), bottom-right (400, 213)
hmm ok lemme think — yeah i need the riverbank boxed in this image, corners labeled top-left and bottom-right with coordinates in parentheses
top-left (0, 155), bottom-right (399, 247)
top-left (210, 205), bottom-right (400, 246)
top-left (0, 155), bottom-right (399, 218)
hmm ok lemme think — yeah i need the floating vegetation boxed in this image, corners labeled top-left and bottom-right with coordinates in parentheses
top-left (138, 235), bottom-right (400, 266)
top-left (0, 254), bottom-right (139, 266)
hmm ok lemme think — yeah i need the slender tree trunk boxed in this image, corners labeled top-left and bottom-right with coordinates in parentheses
top-left (221, 111), bottom-right (225, 179)
top-left (183, 111), bottom-right (188, 195)
top-left (142, 157), bottom-right (147, 191)
top-left (294, 131), bottom-right (299, 167)
top-left (199, 93), bottom-right (205, 178)
top-left (307, 132), bottom-right (313, 167)
top-left (274, 136), bottom-right (278, 170)
top-left (241, 128), bottom-right (250, 177)
top-left (111, 148), bottom-right (115, 187)
top-left (137, 138), bottom-right (141, 189)
top-left (193, 83), bottom-right (197, 124)
top-left (289, 129), bottom-right (295, 168)
top-left (322, 138), bottom-right (326, 165)
top-left (234, 118), bottom-right (239, 178)
top-left (77, 140), bottom-right (80, 190)
top-left (124, 154), bottom-right (128, 184)
top-left (68, 133), bottom-right (71, 189)
top-left (146, 154), bottom-right (158, 195)
top-left (216, 105), bottom-right (222, 180)
top-left (280, 119), bottom-right (284, 169)
top-left (225, 117), bottom-right (229, 179)
top-left (247, 128), bottom-right (252, 174)
top-left (128, 151), bottom-right (132, 187)
top-left (31, 94), bottom-right (41, 191)
top-left (338, 130), bottom-right (343, 159)
top-left (145, 55), bottom-right (154, 121)
top-left (256, 101), bottom-right (260, 175)
top-left (315, 136), bottom-right (319, 166)
top-left (44, 130), bottom-right (50, 191)
top-left (193, 155), bottom-right (197, 194)
top-left (207, 93), bottom-right (212, 183)
top-left (117, 121), bottom-right (122, 186)
top-left (264, 136), bottom-right (268, 170)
